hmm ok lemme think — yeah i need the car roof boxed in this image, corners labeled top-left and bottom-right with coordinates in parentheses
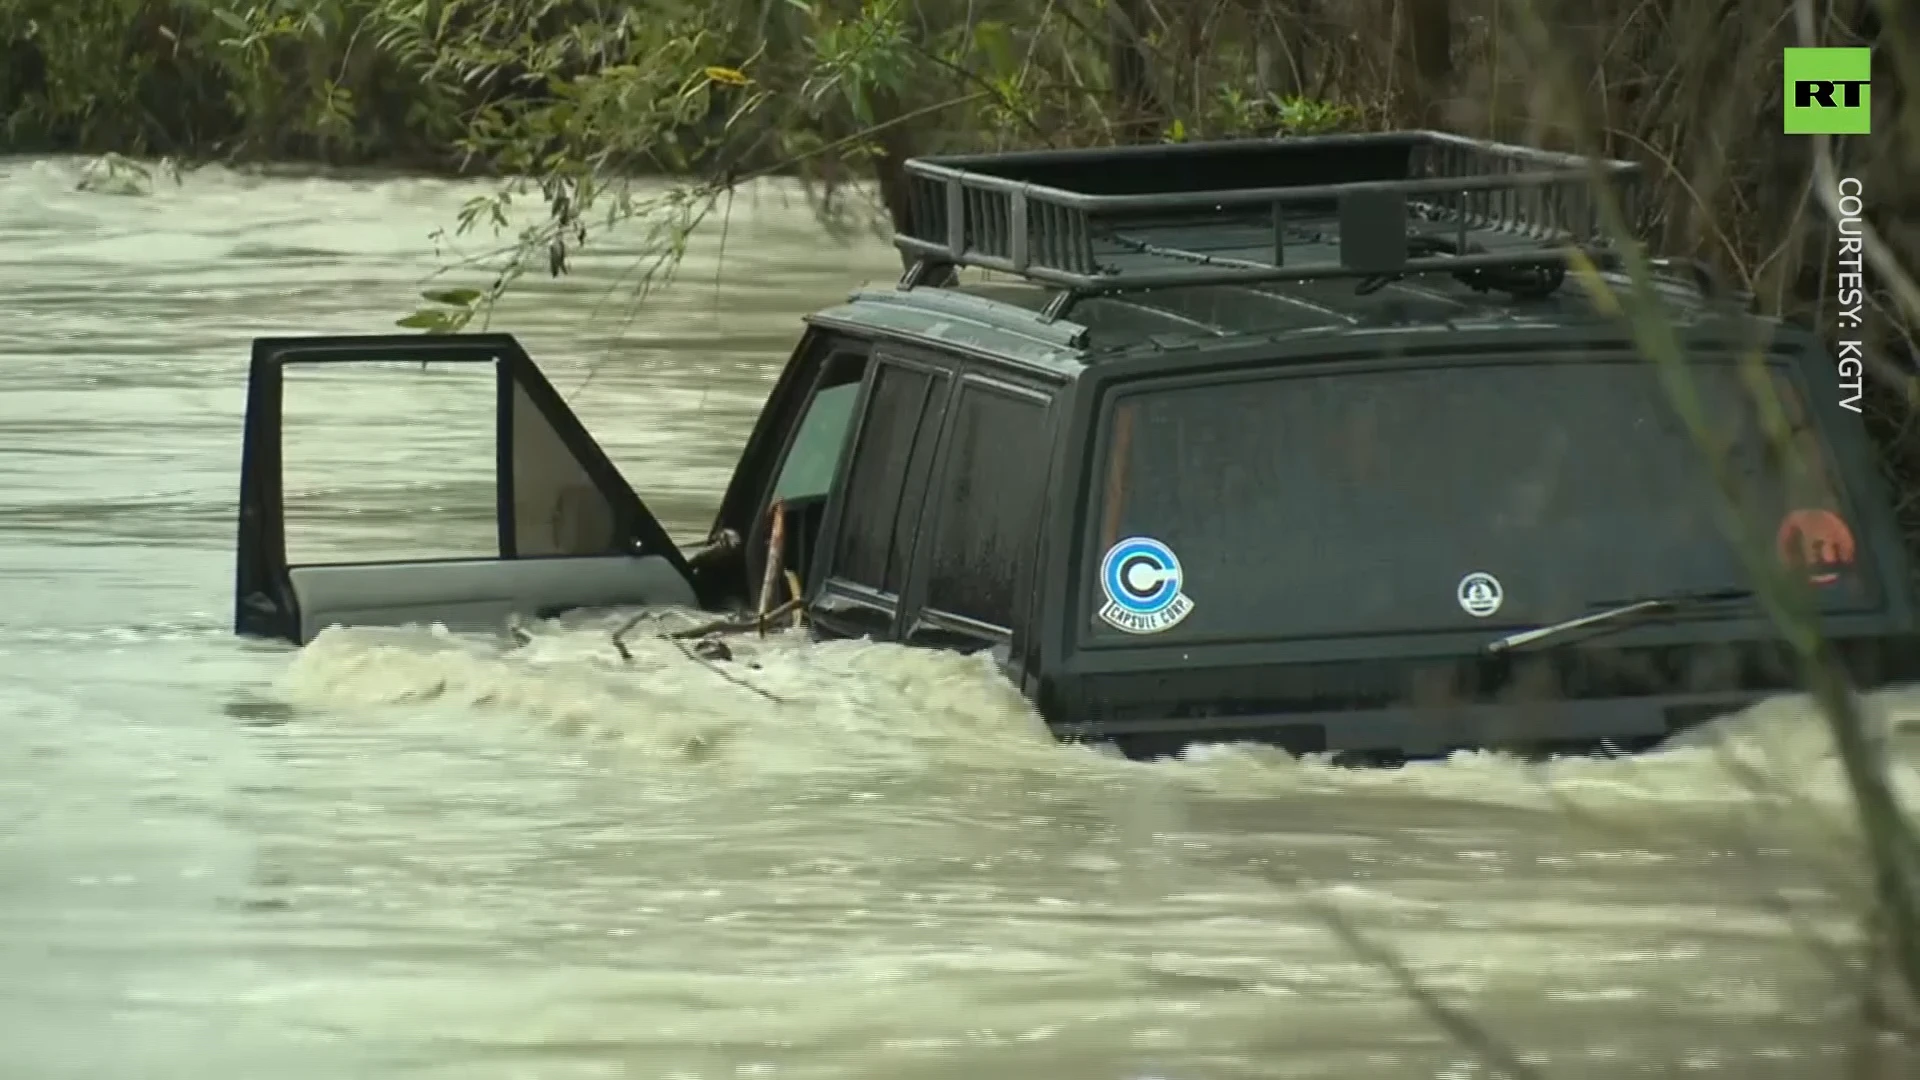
top-left (808, 267), bottom-right (1744, 378)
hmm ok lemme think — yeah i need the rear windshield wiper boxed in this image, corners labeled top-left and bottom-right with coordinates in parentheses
top-left (1486, 587), bottom-right (1754, 656)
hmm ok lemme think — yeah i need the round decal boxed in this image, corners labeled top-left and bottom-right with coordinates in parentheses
top-left (1457, 571), bottom-right (1504, 617)
top-left (1097, 536), bottom-right (1195, 634)
top-left (1777, 508), bottom-right (1856, 585)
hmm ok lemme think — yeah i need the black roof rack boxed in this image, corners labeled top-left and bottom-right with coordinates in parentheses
top-left (894, 131), bottom-right (1641, 303)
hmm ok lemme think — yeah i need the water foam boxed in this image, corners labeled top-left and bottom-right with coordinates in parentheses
top-left (276, 613), bottom-right (1920, 817)
top-left (279, 613), bottom-right (1064, 778)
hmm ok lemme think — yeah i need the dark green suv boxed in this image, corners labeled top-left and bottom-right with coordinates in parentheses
top-left (234, 131), bottom-right (1920, 760)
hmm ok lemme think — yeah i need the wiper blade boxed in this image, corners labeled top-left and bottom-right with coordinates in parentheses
top-left (1485, 588), bottom-right (1753, 656)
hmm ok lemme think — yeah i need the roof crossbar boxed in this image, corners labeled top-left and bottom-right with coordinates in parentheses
top-left (894, 130), bottom-right (1641, 295)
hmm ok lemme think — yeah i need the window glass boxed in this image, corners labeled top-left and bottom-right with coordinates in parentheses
top-left (282, 359), bottom-right (498, 564)
top-left (830, 364), bottom-right (934, 591)
top-left (1087, 356), bottom-right (1867, 642)
top-left (772, 382), bottom-right (860, 502)
top-left (924, 386), bottom-right (1050, 628)
top-left (511, 375), bottom-right (623, 557)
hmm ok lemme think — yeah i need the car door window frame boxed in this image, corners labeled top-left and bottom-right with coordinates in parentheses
top-left (712, 332), bottom-right (871, 534)
top-left (731, 340), bottom-right (871, 603)
top-left (899, 371), bottom-right (1058, 649)
top-left (756, 347), bottom-right (870, 510)
top-left (234, 333), bottom-right (695, 643)
top-left (770, 376), bottom-right (864, 503)
top-left (809, 347), bottom-right (956, 634)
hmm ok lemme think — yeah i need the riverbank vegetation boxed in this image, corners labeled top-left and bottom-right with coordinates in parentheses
top-left (7, 0), bottom-right (1912, 474)
top-left (10, 0), bottom-right (1920, 1067)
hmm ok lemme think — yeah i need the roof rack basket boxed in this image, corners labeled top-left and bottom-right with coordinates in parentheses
top-left (895, 130), bottom-right (1640, 295)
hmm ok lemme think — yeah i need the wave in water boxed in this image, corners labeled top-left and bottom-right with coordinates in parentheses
top-left (275, 614), bottom-right (1920, 817)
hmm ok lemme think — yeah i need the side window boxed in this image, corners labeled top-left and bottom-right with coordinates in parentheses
top-left (281, 360), bottom-right (499, 564)
top-left (511, 376), bottom-right (623, 556)
top-left (771, 355), bottom-right (864, 503)
top-left (829, 362), bottom-right (937, 592)
top-left (279, 356), bottom-right (633, 564)
top-left (923, 383), bottom-right (1051, 628)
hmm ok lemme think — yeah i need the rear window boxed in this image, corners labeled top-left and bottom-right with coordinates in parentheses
top-left (1085, 356), bottom-right (1872, 643)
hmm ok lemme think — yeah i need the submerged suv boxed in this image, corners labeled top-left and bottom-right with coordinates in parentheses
top-left (233, 131), bottom-right (1920, 760)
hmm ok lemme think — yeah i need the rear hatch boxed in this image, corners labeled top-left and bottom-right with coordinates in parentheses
top-left (1051, 340), bottom-right (1920, 757)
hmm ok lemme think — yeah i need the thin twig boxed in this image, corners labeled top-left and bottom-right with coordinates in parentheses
top-left (609, 609), bottom-right (667, 661)
top-left (757, 500), bottom-right (787, 637)
top-left (610, 598), bottom-right (805, 661)
top-left (784, 568), bottom-right (806, 628)
top-left (679, 600), bottom-right (805, 641)
top-left (668, 636), bottom-right (783, 703)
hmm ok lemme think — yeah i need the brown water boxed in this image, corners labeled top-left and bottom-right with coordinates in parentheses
top-left (0, 154), bottom-right (1915, 1079)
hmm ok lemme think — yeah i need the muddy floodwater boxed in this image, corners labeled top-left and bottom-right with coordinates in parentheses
top-left (2, 155), bottom-right (1917, 1079)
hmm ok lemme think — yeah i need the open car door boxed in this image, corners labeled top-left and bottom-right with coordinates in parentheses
top-left (234, 334), bottom-right (700, 644)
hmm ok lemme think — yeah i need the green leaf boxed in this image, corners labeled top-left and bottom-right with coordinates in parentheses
top-left (420, 287), bottom-right (482, 307)
top-left (973, 21), bottom-right (1015, 77)
top-left (396, 309), bottom-right (452, 331)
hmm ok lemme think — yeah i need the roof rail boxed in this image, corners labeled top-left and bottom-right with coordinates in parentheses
top-left (894, 131), bottom-right (1641, 298)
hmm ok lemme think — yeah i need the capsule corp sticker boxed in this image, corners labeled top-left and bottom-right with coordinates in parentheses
top-left (1098, 536), bottom-right (1195, 633)
top-left (1457, 571), bottom-right (1503, 617)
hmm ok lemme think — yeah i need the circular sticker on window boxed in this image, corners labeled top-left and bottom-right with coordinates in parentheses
top-left (1098, 536), bottom-right (1195, 634)
top-left (1777, 508), bottom-right (1856, 585)
top-left (1457, 571), bottom-right (1503, 617)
